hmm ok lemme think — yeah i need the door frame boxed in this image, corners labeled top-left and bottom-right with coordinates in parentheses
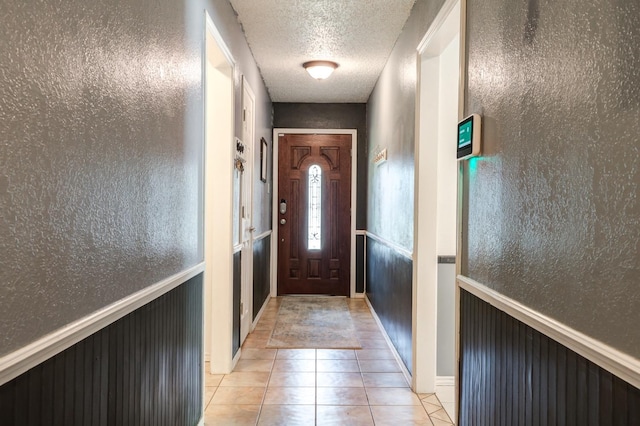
top-left (271, 129), bottom-right (358, 298)
top-left (239, 77), bottom-right (256, 343)
top-left (203, 11), bottom-right (236, 375)
top-left (412, 0), bottom-right (462, 402)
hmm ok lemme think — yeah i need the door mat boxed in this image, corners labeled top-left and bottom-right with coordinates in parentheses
top-left (267, 296), bottom-right (361, 349)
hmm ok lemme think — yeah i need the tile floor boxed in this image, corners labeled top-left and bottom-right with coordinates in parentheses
top-left (204, 297), bottom-right (454, 425)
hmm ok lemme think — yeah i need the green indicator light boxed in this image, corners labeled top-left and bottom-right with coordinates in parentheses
top-left (468, 156), bottom-right (480, 176)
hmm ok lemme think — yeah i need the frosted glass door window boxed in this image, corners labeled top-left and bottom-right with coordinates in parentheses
top-left (308, 165), bottom-right (321, 250)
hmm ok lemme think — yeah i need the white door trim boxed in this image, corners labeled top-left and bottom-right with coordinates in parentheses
top-left (412, 0), bottom-right (461, 397)
top-left (271, 129), bottom-right (358, 298)
top-left (204, 11), bottom-right (236, 375)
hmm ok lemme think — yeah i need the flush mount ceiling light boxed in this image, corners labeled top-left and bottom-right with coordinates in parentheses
top-left (303, 60), bottom-right (338, 80)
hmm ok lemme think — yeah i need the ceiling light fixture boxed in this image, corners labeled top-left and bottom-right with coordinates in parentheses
top-left (303, 60), bottom-right (338, 80)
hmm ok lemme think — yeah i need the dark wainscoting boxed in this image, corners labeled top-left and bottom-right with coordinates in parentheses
top-left (356, 234), bottom-right (365, 294)
top-left (233, 250), bottom-right (241, 357)
top-left (0, 274), bottom-right (203, 426)
top-left (253, 235), bottom-right (271, 319)
top-left (366, 236), bottom-right (413, 373)
top-left (460, 289), bottom-right (640, 426)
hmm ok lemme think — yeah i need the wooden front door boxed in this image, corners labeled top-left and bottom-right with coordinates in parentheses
top-left (277, 133), bottom-right (352, 296)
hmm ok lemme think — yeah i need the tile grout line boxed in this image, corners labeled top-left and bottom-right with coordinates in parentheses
top-left (251, 349), bottom-right (275, 426)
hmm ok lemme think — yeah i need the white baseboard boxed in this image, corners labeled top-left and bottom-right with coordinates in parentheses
top-left (251, 295), bottom-right (271, 331)
top-left (0, 263), bottom-right (205, 387)
top-left (435, 375), bottom-right (455, 386)
top-left (232, 347), bottom-right (241, 370)
top-left (458, 274), bottom-right (640, 389)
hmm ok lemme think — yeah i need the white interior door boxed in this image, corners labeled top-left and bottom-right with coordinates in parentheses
top-left (240, 78), bottom-right (256, 343)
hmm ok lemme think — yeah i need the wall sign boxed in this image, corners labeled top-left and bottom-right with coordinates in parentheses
top-left (373, 148), bottom-right (388, 166)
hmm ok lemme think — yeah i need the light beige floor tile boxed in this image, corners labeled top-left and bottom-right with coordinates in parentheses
top-left (356, 348), bottom-right (396, 360)
top-left (317, 387), bottom-right (369, 405)
top-left (263, 386), bottom-right (316, 405)
top-left (317, 359), bottom-right (360, 373)
top-left (317, 372), bottom-right (364, 388)
top-left (219, 371), bottom-right (270, 387)
top-left (362, 372), bottom-right (409, 388)
top-left (317, 349), bottom-right (356, 359)
top-left (268, 371), bottom-right (316, 387)
top-left (423, 401), bottom-right (442, 414)
top-left (253, 324), bottom-right (275, 332)
top-left (276, 349), bottom-right (316, 359)
top-left (240, 348), bottom-right (277, 360)
top-left (234, 358), bottom-right (274, 372)
top-left (430, 418), bottom-right (454, 426)
top-left (355, 349), bottom-right (396, 360)
top-left (441, 402), bottom-right (455, 422)
top-left (370, 405), bottom-right (432, 425)
top-left (358, 359), bottom-right (401, 373)
top-left (366, 387), bottom-right (422, 405)
top-left (204, 404), bottom-right (261, 426)
top-left (249, 330), bottom-right (273, 339)
top-left (430, 408), bottom-right (453, 422)
top-left (204, 387), bottom-right (216, 409)
top-left (359, 339), bottom-right (390, 349)
top-left (422, 394), bottom-right (441, 406)
top-left (206, 374), bottom-right (225, 387)
top-left (273, 358), bottom-right (316, 372)
top-left (210, 386), bottom-right (266, 405)
top-left (257, 404), bottom-right (316, 425)
top-left (317, 405), bottom-right (374, 425)
top-left (242, 337), bottom-right (269, 348)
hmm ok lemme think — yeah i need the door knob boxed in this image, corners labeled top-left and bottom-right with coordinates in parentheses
top-left (280, 219), bottom-right (286, 225)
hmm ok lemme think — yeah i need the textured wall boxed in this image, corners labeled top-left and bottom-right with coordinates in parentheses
top-left (0, 0), bottom-right (273, 360)
top-left (206, 0), bottom-right (274, 237)
top-left (0, 0), bottom-right (203, 357)
top-left (367, 0), bottom-right (445, 250)
top-left (462, 0), bottom-right (640, 356)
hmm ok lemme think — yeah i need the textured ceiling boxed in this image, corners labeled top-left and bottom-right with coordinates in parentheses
top-left (229, 0), bottom-right (417, 103)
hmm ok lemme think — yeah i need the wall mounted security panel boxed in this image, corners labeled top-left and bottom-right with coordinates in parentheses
top-left (457, 113), bottom-right (482, 160)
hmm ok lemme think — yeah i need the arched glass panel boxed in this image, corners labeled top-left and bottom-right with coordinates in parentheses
top-left (308, 165), bottom-right (322, 250)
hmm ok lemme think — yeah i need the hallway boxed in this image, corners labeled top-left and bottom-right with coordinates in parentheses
top-left (203, 298), bottom-right (454, 425)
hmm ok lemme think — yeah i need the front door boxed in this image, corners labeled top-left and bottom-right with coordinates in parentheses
top-left (277, 133), bottom-right (351, 296)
